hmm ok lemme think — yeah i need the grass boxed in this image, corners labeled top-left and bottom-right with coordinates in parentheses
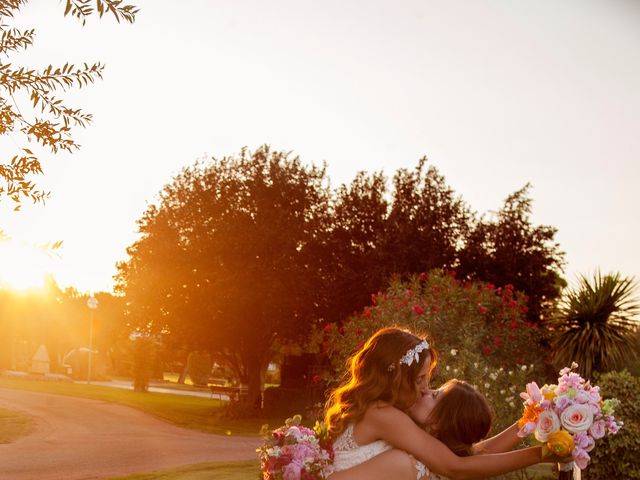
top-left (0, 407), bottom-right (34, 443)
top-left (108, 460), bottom-right (259, 480)
top-left (0, 377), bottom-right (284, 436)
top-left (106, 460), bottom-right (553, 480)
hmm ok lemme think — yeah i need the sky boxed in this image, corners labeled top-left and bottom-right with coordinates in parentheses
top-left (0, 0), bottom-right (638, 294)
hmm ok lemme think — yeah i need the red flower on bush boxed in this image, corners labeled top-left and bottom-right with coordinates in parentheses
top-left (323, 323), bottom-right (333, 333)
top-left (493, 336), bottom-right (502, 347)
top-left (478, 305), bottom-right (488, 315)
top-left (413, 304), bottom-right (425, 315)
top-left (510, 321), bottom-right (518, 329)
top-left (482, 345), bottom-right (492, 355)
top-left (312, 374), bottom-right (322, 384)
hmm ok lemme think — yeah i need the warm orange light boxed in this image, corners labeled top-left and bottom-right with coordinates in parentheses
top-left (0, 239), bottom-right (54, 291)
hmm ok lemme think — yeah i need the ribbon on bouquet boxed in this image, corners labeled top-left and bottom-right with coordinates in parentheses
top-left (557, 462), bottom-right (581, 480)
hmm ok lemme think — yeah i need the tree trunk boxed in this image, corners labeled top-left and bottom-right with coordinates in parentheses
top-left (177, 362), bottom-right (188, 384)
top-left (243, 357), bottom-right (266, 412)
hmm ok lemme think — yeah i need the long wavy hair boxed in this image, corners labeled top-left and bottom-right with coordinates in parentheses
top-left (426, 379), bottom-right (492, 456)
top-left (324, 327), bottom-right (437, 439)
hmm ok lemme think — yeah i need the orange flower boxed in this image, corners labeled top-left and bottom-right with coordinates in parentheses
top-left (546, 430), bottom-right (574, 457)
top-left (518, 403), bottom-right (540, 428)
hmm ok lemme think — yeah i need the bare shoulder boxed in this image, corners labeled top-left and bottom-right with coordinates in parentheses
top-left (364, 401), bottom-right (408, 426)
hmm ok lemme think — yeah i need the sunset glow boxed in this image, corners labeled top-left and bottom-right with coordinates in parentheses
top-left (0, 239), bottom-right (57, 292)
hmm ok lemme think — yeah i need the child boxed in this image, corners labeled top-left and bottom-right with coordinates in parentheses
top-left (410, 379), bottom-right (493, 457)
top-left (325, 327), bottom-right (547, 480)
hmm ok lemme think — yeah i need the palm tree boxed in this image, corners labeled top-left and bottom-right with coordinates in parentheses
top-left (551, 271), bottom-right (639, 379)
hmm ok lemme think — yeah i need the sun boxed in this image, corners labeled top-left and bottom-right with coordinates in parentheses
top-left (0, 238), bottom-right (56, 291)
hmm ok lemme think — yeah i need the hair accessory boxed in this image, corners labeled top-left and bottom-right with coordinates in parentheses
top-left (400, 340), bottom-right (430, 367)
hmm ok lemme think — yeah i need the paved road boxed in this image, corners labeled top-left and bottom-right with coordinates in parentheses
top-left (80, 380), bottom-right (220, 399)
top-left (0, 388), bottom-right (260, 480)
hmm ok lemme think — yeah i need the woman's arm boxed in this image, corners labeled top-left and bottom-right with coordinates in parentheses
top-left (329, 449), bottom-right (417, 480)
top-left (472, 422), bottom-right (522, 454)
top-left (368, 406), bottom-right (543, 480)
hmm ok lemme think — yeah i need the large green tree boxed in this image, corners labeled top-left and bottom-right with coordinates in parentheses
top-left (0, 0), bottom-right (137, 207)
top-left (385, 158), bottom-right (471, 276)
top-left (458, 184), bottom-right (565, 323)
top-left (115, 146), bottom-right (332, 409)
top-left (324, 171), bottom-right (389, 323)
top-left (550, 271), bottom-right (639, 379)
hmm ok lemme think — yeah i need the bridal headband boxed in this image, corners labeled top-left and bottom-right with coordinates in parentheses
top-left (388, 340), bottom-right (430, 371)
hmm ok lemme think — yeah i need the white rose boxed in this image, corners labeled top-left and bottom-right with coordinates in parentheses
top-left (560, 404), bottom-right (594, 433)
top-left (534, 410), bottom-right (560, 442)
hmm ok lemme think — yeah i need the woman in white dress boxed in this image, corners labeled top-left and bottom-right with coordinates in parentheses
top-left (325, 327), bottom-right (549, 480)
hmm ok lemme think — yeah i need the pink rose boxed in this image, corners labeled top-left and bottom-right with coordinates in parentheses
top-left (561, 404), bottom-right (593, 434)
top-left (572, 447), bottom-right (591, 470)
top-left (589, 420), bottom-right (606, 439)
top-left (534, 410), bottom-right (560, 442)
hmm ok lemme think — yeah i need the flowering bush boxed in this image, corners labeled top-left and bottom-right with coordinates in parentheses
top-left (258, 414), bottom-right (333, 479)
top-left (517, 363), bottom-right (622, 470)
top-left (315, 270), bottom-right (546, 432)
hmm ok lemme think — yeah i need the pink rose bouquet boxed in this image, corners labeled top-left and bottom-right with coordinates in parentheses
top-left (258, 415), bottom-right (334, 480)
top-left (517, 363), bottom-right (622, 470)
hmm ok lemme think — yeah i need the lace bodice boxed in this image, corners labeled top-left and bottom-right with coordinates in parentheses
top-left (331, 423), bottom-right (393, 472)
top-left (328, 424), bottom-right (433, 479)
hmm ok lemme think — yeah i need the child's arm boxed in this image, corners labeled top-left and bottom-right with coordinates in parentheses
top-left (368, 405), bottom-right (543, 480)
top-left (472, 422), bottom-right (522, 454)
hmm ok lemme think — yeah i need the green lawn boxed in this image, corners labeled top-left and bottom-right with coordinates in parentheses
top-left (107, 461), bottom-right (554, 480)
top-left (0, 378), bottom-right (283, 436)
top-left (0, 407), bottom-right (34, 443)
top-left (108, 460), bottom-right (259, 480)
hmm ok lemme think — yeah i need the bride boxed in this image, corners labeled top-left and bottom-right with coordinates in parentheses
top-left (324, 327), bottom-right (553, 479)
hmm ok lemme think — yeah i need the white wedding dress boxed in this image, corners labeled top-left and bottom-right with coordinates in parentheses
top-left (327, 423), bottom-right (433, 479)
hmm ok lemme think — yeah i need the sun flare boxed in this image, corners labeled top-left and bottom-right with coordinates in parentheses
top-left (0, 239), bottom-right (56, 291)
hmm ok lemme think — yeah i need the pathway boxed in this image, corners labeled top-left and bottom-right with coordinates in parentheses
top-left (0, 388), bottom-right (259, 480)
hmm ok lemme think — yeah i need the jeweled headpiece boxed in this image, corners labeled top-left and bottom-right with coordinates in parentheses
top-left (388, 340), bottom-right (430, 371)
top-left (400, 340), bottom-right (430, 366)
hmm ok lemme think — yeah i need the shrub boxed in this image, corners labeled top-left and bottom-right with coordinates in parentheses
top-left (187, 351), bottom-right (212, 387)
top-left (587, 370), bottom-right (640, 479)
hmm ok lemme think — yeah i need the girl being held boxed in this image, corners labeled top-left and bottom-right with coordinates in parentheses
top-left (325, 327), bottom-right (547, 480)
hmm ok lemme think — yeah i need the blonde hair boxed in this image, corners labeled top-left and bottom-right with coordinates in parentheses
top-left (324, 327), bottom-right (437, 439)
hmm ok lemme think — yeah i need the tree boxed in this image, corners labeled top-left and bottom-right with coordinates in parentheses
top-left (458, 184), bottom-right (565, 323)
top-left (384, 158), bottom-right (471, 277)
top-left (550, 271), bottom-right (640, 379)
top-left (0, 0), bottom-right (137, 207)
top-left (115, 146), bottom-right (332, 410)
top-left (324, 171), bottom-right (389, 323)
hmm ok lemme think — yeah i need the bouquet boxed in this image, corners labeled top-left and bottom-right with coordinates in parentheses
top-left (258, 414), bottom-right (334, 480)
top-left (517, 362), bottom-right (623, 470)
